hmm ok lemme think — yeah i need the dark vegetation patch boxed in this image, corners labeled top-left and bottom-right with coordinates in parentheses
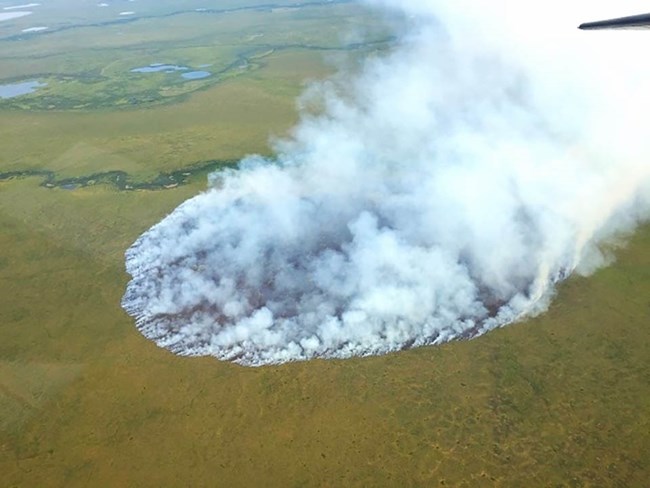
top-left (0, 159), bottom-right (238, 191)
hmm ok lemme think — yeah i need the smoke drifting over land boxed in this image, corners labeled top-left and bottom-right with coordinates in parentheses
top-left (122, 0), bottom-right (650, 366)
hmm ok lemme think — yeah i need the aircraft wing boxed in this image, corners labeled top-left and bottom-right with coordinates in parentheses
top-left (580, 13), bottom-right (650, 30)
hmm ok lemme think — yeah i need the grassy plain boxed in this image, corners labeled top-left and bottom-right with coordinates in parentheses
top-left (0, 1), bottom-right (648, 486)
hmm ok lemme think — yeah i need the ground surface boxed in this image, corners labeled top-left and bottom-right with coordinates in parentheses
top-left (0, 1), bottom-right (648, 486)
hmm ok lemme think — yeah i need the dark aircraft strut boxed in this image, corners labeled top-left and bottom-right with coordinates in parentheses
top-left (580, 13), bottom-right (650, 30)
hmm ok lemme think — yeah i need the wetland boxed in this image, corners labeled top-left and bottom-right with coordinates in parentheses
top-left (0, 79), bottom-right (45, 98)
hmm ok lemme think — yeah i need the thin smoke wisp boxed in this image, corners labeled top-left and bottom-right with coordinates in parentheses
top-left (122, 0), bottom-right (650, 366)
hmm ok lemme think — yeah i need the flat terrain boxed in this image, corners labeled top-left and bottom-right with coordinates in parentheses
top-left (0, 1), bottom-right (648, 486)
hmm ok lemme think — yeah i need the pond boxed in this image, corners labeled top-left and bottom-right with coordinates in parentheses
top-left (181, 70), bottom-right (211, 80)
top-left (131, 64), bottom-right (212, 80)
top-left (0, 11), bottom-right (32, 22)
top-left (131, 64), bottom-right (188, 73)
top-left (21, 26), bottom-right (47, 32)
top-left (0, 80), bottom-right (46, 99)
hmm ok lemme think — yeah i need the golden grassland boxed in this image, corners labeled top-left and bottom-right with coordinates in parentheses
top-left (0, 2), bottom-right (649, 486)
top-left (0, 176), bottom-right (648, 486)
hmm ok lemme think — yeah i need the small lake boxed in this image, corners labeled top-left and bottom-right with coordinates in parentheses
top-left (0, 80), bottom-right (46, 99)
top-left (3, 3), bottom-right (40, 10)
top-left (131, 64), bottom-right (212, 80)
top-left (21, 26), bottom-right (47, 32)
top-left (0, 11), bottom-right (32, 22)
top-left (182, 71), bottom-right (211, 80)
top-left (131, 64), bottom-right (188, 73)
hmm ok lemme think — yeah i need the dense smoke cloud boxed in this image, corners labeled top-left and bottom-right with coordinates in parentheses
top-left (122, 0), bottom-right (650, 366)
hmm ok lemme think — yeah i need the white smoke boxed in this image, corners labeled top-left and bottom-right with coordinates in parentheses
top-left (122, 0), bottom-right (650, 366)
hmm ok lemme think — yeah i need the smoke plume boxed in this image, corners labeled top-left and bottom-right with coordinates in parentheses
top-left (122, 0), bottom-right (650, 366)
